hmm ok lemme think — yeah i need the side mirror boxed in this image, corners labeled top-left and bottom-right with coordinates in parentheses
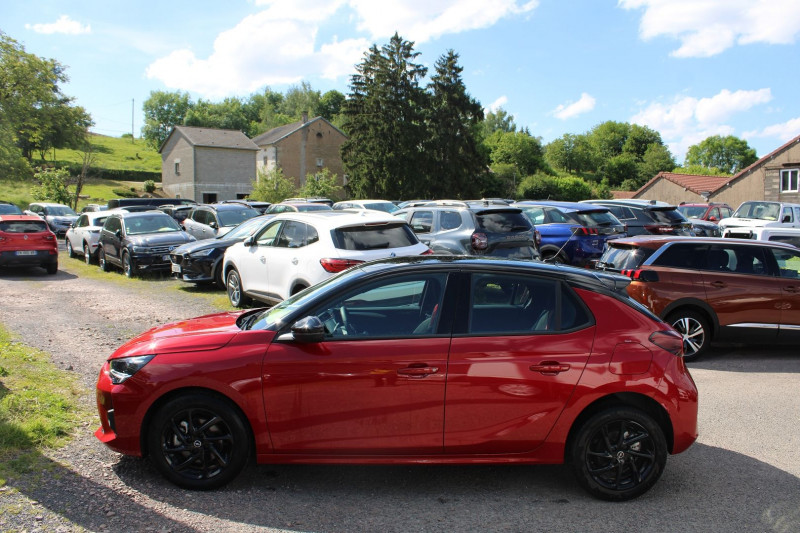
top-left (209, 221), bottom-right (218, 229)
top-left (115, 229), bottom-right (122, 238)
top-left (708, 216), bottom-right (717, 221)
top-left (783, 215), bottom-right (791, 223)
top-left (243, 235), bottom-right (256, 247)
top-left (291, 316), bottom-right (326, 343)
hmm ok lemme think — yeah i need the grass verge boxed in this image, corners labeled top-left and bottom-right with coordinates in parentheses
top-left (0, 326), bottom-right (93, 487)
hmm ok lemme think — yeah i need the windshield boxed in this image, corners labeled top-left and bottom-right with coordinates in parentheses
top-left (363, 202), bottom-right (399, 214)
top-left (218, 207), bottom-right (259, 227)
top-left (45, 206), bottom-right (77, 216)
top-left (677, 205), bottom-right (707, 219)
top-left (732, 201), bottom-right (781, 221)
top-left (219, 216), bottom-right (268, 240)
top-left (124, 214), bottom-right (181, 235)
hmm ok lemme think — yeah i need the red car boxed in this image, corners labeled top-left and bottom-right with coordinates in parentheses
top-left (95, 257), bottom-right (698, 501)
top-left (0, 215), bottom-right (59, 274)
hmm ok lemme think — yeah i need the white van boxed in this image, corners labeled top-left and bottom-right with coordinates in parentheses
top-left (722, 225), bottom-right (800, 247)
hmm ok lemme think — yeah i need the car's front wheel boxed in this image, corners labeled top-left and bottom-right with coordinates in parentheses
top-left (147, 393), bottom-right (251, 490)
top-left (65, 238), bottom-right (76, 258)
top-left (122, 251), bottom-right (135, 278)
top-left (571, 407), bottom-right (667, 501)
top-left (667, 309), bottom-right (710, 361)
top-left (226, 268), bottom-right (250, 307)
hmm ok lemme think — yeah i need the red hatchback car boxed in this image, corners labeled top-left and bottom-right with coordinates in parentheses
top-left (0, 215), bottom-right (59, 274)
top-left (95, 257), bottom-right (698, 500)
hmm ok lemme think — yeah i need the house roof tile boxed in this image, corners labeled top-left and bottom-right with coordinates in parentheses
top-left (162, 126), bottom-right (259, 152)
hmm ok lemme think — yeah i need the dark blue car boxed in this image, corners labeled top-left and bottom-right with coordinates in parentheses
top-left (512, 201), bottom-right (626, 266)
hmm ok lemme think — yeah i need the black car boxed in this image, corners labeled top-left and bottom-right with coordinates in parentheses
top-left (580, 199), bottom-right (693, 236)
top-left (395, 201), bottom-right (540, 259)
top-left (170, 215), bottom-right (271, 288)
top-left (97, 211), bottom-right (195, 278)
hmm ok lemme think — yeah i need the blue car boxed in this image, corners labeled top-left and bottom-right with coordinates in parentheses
top-left (512, 201), bottom-right (626, 266)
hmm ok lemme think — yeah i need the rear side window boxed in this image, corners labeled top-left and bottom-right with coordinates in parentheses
top-left (652, 243), bottom-right (708, 269)
top-left (474, 211), bottom-right (531, 233)
top-left (332, 223), bottom-right (419, 250)
top-left (0, 221), bottom-right (49, 233)
top-left (606, 205), bottom-right (636, 221)
top-left (440, 211), bottom-right (462, 230)
top-left (598, 245), bottom-right (655, 270)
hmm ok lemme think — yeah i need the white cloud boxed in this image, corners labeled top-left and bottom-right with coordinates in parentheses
top-left (631, 88), bottom-right (772, 159)
top-left (146, 0), bottom-right (539, 96)
top-left (743, 117), bottom-right (800, 141)
top-left (486, 96), bottom-right (508, 113)
top-left (552, 93), bottom-right (595, 120)
top-left (619, 0), bottom-right (800, 57)
top-left (25, 15), bottom-right (91, 35)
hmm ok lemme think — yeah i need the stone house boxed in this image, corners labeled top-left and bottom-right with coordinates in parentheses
top-left (159, 126), bottom-right (260, 203)
top-left (251, 114), bottom-right (347, 188)
top-left (632, 134), bottom-right (800, 209)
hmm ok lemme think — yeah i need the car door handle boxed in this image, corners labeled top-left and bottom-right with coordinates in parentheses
top-left (260, 256), bottom-right (266, 264)
top-left (710, 281), bottom-right (726, 288)
top-left (530, 362), bottom-right (570, 375)
top-left (398, 365), bottom-right (439, 377)
top-left (291, 257), bottom-right (298, 265)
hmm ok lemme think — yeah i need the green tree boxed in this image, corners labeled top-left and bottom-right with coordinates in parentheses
top-left (483, 108), bottom-right (517, 136)
top-left (684, 135), bottom-right (758, 174)
top-left (487, 131), bottom-right (545, 177)
top-left (30, 167), bottom-right (72, 205)
top-left (184, 97), bottom-right (250, 132)
top-left (424, 50), bottom-right (487, 199)
top-left (341, 34), bottom-right (429, 199)
top-left (299, 168), bottom-right (343, 200)
top-left (316, 90), bottom-right (346, 124)
top-left (602, 153), bottom-right (638, 188)
top-left (637, 143), bottom-right (676, 184)
top-left (142, 90), bottom-right (191, 148)
top-left (545, 133), bottom-right (593, 173)
top-left (280, 81), bottom-right (321, 120)
top-left (249, 167), bottom-right (298, 203)
top-left (588, 121), bottom-right (630, 164)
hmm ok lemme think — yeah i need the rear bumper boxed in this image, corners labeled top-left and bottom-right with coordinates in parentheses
top-left (0, 249), bottom-right (58, 268)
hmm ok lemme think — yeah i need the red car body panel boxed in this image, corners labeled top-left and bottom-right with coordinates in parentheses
top-left (0, 215), bottom-right (58, 269)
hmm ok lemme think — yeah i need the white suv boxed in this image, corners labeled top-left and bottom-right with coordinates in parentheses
top-left (222, 211), bottom-right (431, 307)
top-left (718, 200), bottom-right (800, 237)
top-left (65, 210), bottom-right (112, 264)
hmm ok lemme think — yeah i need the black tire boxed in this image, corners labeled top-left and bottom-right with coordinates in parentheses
top-left (666, 309), bottom-right (710, 361)
top-left (98, 247), bottom-right (110, 272)
top-left (65, 238), bottom-right (76, 258)
top-left (147, 393), bottom-right (251, 490)
top-left (213, 261), bottom-right (225, 289)
top-left (226, 268), bottom-right (250, 307)
top-left (46, 262), bottom-right (58, 275)
top-left (542, 250), bottom-right (566, 264)
top-left (83, 242), bottom-right (93, 265)
top-left (122, 251), bottom-right (135, 278)
top-left (571, 407), bottom-right (667, 501)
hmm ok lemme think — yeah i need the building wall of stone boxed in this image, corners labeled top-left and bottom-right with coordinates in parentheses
top-left (161, 135), bottom-right (196, 200)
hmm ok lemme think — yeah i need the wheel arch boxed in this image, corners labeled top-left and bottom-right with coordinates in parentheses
top-left (139, 386), bottom-right (256, 459)
top-left (660, 299), bottom-right (718, 336)
top-left (290, 279), bottom-right (310, 295)
top-left (564, 392), bottom-right (675, 462)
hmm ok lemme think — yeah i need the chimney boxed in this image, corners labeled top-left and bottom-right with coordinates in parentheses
top-left (302, 111), bottom-right (308, 123)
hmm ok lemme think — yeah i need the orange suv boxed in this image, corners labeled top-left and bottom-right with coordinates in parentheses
top-left (594, 235), bottom-right (800, 360)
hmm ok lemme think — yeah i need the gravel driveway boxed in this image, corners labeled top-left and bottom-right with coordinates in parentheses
top-left (0, 257), bottom-right (799, 532)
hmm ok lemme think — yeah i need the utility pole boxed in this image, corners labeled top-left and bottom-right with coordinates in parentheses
top-left (131, 98), bottom-right (134, 143)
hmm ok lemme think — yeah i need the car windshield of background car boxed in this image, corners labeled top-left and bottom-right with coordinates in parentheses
top-left (125, 215), bottom-right (181, 235)
top-left (0, 205), bottom-right (22, 214)
top-left (47, 206), bottom-right (77, 216)
top-left (333, 223), bottom-right (419, 250)
top-left (476, 212), bottom-right (531, 233)
top-left (733, 201), bottom-right (781, 221)
top-left (677, 206), bottom-right (707, 219)
top-left (298, 204), bottom-right (332, 212)
top-left (221, 216), bottom-right (268, 240)
top-left (363, 202), bottom-right (399, 214)
top-left (218, 207), bottom-right (259, 227)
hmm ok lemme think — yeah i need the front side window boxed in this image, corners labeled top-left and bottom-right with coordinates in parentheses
top-left (468, 273), bottom-right (590, 335)
top-left (77, 215), bottom-right (88, 227)
top-left (218, 207), bottom-right (258, 227)
top-left (782, 207), bottom-right (794, 223)
top-left (256, 221), bottom-right (283, 246)
top-left (780, 169), bottom-right (799, 192)
top-left (771, 248), bottom-right (800, 278)
top-left (312, 273), bottom-right (447, 339)
top-left (275, 221), bottom-right (316, 248)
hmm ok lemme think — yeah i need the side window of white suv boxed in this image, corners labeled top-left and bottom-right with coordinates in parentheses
top-left (256, 221), bottom-right (283, 246)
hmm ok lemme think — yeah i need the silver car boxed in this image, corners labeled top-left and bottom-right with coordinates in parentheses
top-left (65, 211), bottom-right (111, 264)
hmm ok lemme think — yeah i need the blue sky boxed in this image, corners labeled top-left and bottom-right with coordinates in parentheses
top-left (4, 0), bottom-right (800, 163)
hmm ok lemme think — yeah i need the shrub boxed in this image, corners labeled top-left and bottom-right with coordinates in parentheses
top-left (143, 179), bottom-right (156, 193)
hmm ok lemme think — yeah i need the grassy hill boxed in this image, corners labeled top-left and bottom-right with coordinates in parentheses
top-left (2, 134), bottom-right (163, 211)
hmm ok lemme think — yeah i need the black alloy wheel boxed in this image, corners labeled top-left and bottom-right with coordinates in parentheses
top-left (571, 407), bottom-right (667, 501)
top-left (148, 393), bottom-right (250, 490)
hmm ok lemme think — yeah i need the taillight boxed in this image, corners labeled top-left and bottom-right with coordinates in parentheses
top-left (649, 330), bottom-right (683, 356)
top-left (471, 232), bottom-right (488, 251)
top-left (319, 258), bottom-right (364, 273)
top-left (620, 269), bottom-right (659, 282)
top-left (44, 234), bottom-right (54, 241)
top-left (534, 229), bottom-right (541, 246)
top-left (420, 248), bottom-right (434, 255)
top-left (644, 224), bottom-right (674, 234)
top-left (574, 226), bottom-right (598, 235)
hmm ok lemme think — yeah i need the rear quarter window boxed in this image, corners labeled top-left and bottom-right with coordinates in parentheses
top-left (332, 223), bottom-right (419, 250)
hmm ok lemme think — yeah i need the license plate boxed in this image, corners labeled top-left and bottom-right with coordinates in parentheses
top-left (16, 250), bottom-right (36, 256)
top-left (171, 263), bottom-right (181, 273)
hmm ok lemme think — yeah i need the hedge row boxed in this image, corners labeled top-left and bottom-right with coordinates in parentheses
top-left (55, 163), bottom-right (161, 182)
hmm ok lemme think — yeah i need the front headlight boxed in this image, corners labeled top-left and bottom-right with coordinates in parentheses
top-left (189, 247), bottom-right (216, 258)
top-left (108, 355), bottom-right (155, 384)
top-left (132, 246), bottom-right (151, 253)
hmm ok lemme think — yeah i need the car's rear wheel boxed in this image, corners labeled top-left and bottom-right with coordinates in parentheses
top-left (226, 268), bottom-right (250, 307)
top-left (98, 247), bottom-right (110, 272)
top-left (83, 242), bottom-right (93, 264)
top-left (147, 393), bottom-right (251, 490)
top-left (542, 250), bottom-right (566, 264)
top-left (122, 251), bottom-right (135, 278)
top-left (571, 407), bottom-right (667, 501)
top-left (65, 238), bottom-right (76, 258)
top-left (666, 309), bottom-right (709, 361)
top-left (46, 262), bottom-right (58, 275)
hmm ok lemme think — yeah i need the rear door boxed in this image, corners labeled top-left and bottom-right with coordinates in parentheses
top-left (766, 246), bottom-right (800, 339)
top-left (444, 271), bottom-right (594, 453)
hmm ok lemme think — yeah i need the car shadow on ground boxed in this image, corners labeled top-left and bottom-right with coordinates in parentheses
top-left (0, 268), bottom-right (78, 281)
top-left (689, 344), bottom-right (800, 373)
top-left (102, 442), bottom-right (800, 533)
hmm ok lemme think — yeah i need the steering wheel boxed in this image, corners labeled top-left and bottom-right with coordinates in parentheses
top-left (339, 305), bottom-right (351, 333)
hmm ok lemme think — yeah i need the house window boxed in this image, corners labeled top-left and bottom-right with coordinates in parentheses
top-left (780, 169), bottom-right (798, 192)
top-left (316, 157), bottom-right (324, 167)
top-left (174, 158), bottom-right (181, 175)
top-left (202, 193), bottom-right (217, 203)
